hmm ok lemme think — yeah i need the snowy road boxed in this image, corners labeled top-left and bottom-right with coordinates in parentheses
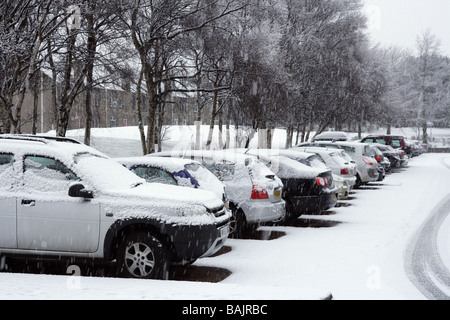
top-left (405, 157), bottom-right (450, 300)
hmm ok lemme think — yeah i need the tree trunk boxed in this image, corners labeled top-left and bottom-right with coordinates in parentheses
top-left (84, 7), bottom-right (96, 146)
top-left (218, 99), bottom-right (224, 149)
top-left (206, 90), bottom-right (218, 150)
top-left (32, 73), bottom-right (39, 135)
top-left (225, 102), bottom-right (232, 149)
top-left (195, 73), bottom-right (203, 150)
top-left (0, 100), bottom-right (8, 134)
top-left (136, 68), bottom-right (147, 155)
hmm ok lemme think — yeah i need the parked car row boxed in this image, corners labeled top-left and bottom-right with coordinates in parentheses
top-left (0, 132), bottom-right (415, 281)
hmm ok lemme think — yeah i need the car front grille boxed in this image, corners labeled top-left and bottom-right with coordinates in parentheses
top-left (207, 205), bottom-right (227, 218)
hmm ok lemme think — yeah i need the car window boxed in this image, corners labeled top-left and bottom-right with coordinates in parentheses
top-left (215, 162), bottom-right (235, 181)
top-left (133, 166), bottom-right (177, 185)
top-left (0, 153), bottom-right (14, 190)
top-left (391, 139), bottom-right (401, 147)
top-left (0, 153), bottom-right (13, 174)
top-left (201, 159), bottom-right (216, 173)
top-left (308, 155), bottom-right (328, 169)
top-left (337, 145), bottom-right (355, 155)
top-left (23, 155), bottom-right (79, 193)
top-left (24, 156), bottom-right (79, 181)
top-left (364, 146), bottom-right (376, 157)
top-left (364, 138), bottom-right (375, 143)
top-left (185, 162), bottom-right (217, 187)
top-left (375, 139), bottom-right (386, 144)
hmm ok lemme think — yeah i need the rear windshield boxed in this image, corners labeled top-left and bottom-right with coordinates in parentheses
top-left (308, 155), bottom-right (328, 169)
top-left (391, 139), bottom-right (402, 148)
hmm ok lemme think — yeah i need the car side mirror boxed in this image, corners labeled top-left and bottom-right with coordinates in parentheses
top-left (69, 183), bottom-right (94, 199)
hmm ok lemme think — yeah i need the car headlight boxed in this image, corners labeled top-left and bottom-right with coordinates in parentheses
top-left (178, 205), bottom-right (212, 218)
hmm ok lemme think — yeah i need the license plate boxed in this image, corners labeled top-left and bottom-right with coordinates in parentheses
top-left (274, 189), bottom-right (281, 198)
top-left (220, 225), bottom-right (230, 238)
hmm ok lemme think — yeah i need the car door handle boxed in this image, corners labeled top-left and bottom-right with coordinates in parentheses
top-left (21, 199), bottom-right (36, 207)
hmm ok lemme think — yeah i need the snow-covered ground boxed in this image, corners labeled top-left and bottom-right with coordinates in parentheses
top-left (1, 126), bottom-right (450, 300)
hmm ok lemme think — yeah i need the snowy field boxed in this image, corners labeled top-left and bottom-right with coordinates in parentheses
top-left (1, 126), bottom-right (450, 300)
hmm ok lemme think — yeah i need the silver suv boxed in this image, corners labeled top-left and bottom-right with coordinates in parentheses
top-left (0, 135), bottom-right (230, 279)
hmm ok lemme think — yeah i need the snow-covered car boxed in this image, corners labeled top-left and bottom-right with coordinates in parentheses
top-left (0, 135), bottom-right (230, 280)
top-left (235, 149), bottom-right (338, 220)
top-left (150, 150), bottom-right (286, 236)
top-left (295, 141), bottom-right (380, 187)
top-left (312, 131), bottom-right (349, 142)
top-left (116, 156), bottom-right (228, 205)
top-left (291, 147), bottom-right (357, 191)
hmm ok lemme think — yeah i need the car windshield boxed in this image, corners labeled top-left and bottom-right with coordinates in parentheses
top-left (308, 155), bottom-right (328, 169)
top-left (74, 153), bottom-right (145, 190)
top-left (391, 139), bottom-right (402, 148)
top-left (185, 162), bottom-right (224, 198)
top-left (337, 145), bottom-right (355, 155)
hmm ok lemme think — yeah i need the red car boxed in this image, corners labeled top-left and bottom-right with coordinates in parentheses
top-left (361, 135), bottom-right (407, 151)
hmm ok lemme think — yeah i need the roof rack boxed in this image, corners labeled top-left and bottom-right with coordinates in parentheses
top-left (0, 134), bottom-right (82, 145)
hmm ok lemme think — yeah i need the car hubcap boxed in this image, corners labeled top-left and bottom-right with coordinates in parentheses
top-left (125, 242), bottom-right (155, 277)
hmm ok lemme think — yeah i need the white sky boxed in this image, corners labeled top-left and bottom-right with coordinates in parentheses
top-left (363, 0), bottom-right (450, 56)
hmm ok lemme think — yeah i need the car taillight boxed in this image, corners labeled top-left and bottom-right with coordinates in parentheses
top-left (341, 168), bottom-right (349, 175)
top-left (251, 185), bottom-right (269, 199)
top-left (363, 156), bottom-right (373, 165)
top-left (376, 155), bottom-right (382, 162)
top-left (316, 177), bottom-right (328, 187)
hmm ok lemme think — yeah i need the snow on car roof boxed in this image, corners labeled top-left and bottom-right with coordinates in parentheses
top-left (151, 149), bottom-right (259, 165)
top-left (235, 149), bottom-right (328, 179)
top-left (0, 135), bottom-right (106, 162)
top-left (313, 131), bottom-right (349, 141)
top-left (116, 156), bottom-right (199, 172)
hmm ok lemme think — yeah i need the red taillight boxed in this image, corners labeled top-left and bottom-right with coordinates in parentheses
top-left (363, 156), bottom-right (374, 165)
top-left (340, 168), bottom-right (349, 175)
top-left (251, 185), bottom-right (269, 199)
top-left (316, 177), bottom-right (328, 187)
top-left (376, 156), bottom-right (382, 162)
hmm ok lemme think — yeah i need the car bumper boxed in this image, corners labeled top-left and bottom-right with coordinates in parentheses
top-left (166, 219), bottom-right (231, 264)
top-left (240, 199), bottom-right (286, 224)
top-left (286, 188), bottom-right (338, 216)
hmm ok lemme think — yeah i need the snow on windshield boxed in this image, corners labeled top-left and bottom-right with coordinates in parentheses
top-left (74, 153), bottom-right (145, 191)
top-left (185, 162), bottom-right (224, 200)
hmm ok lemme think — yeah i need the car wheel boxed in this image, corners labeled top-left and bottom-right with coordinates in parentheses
top-left (230, 209), bottom-right (247, 238)
top-left (117, 232), bottom-right (170, 280)
top-left (354, 174), bottom-right (362, 189)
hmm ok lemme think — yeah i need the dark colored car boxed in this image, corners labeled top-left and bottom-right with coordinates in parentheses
top-left (371, 143), bottom-right (407, 168)
top-left (361, 135), bottom-right (407, 152)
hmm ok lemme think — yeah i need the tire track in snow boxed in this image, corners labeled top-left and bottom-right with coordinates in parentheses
top-left (405, 157), bottom-right (450, 300)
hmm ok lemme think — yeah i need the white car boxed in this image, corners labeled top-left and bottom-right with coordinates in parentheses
top-left (150, 150), bottom-right (286, 236)
top-left (116, 156), bottom-right (228, 205)
top-left (0, 135), bottom-right (230, 279)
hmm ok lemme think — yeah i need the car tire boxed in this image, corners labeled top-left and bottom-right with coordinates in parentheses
top-left (230, 209), bottom-right (248, 238)
top-left (354, 174), bottom-right (362, 189)
top-left (117, 232), bottom-right (170, 280)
